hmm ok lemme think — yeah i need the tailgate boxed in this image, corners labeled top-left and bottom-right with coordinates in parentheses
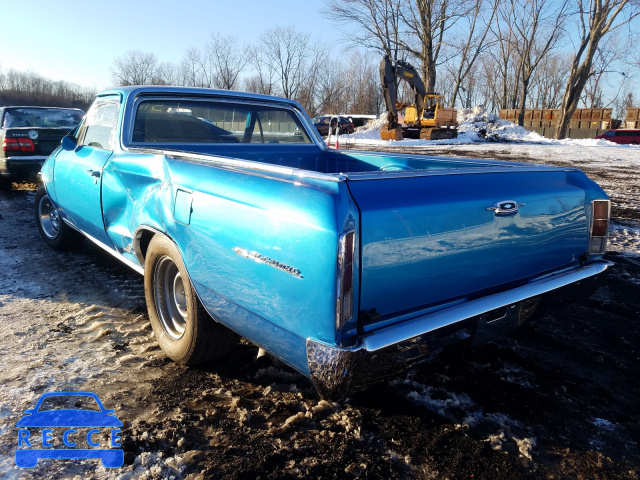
top-left (347, 169), bottom-right (590, 321)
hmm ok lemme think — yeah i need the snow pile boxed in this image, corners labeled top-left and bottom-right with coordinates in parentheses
top-left (455, 106), bottom-right (544, 142)
top-left (349, 115), bottom-right (391, 141)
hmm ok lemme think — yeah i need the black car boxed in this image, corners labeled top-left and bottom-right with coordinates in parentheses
top-left (0, 106), bottom-right (84, 189)
top-left (312, 116), bottom-right (355, 136)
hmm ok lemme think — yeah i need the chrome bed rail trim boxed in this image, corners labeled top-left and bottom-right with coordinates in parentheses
top-left (127, 147), bottom-right (347, 183)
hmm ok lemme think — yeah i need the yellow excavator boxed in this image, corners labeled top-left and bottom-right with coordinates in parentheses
top-left (380, 55), bottom-right (458, 141)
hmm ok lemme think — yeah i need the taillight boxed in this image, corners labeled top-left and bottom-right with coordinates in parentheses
top-left (2, 137), bottom-right (20, 152)
top-left (589, 200), bottom-right (610, 254)
top-left (336, 230), bottom-right (355, 330)
top-left (2, 137), bottom-right (35, 152)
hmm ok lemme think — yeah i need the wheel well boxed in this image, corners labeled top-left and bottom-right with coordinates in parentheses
top-left (136, 229), bottom-right (156, 263)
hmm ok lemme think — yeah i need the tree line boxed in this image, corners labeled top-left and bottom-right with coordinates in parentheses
top-left (5, 1), bottom-right (635, 139)
top-left (0, 68), bottom-right (95, 110)
top-left (110, 28), bottom-right (384, 120)
top-left (110, 0), bottom-right (639, 139)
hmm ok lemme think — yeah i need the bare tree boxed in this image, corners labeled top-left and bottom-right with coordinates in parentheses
top-left (325, 0), bottom-right (482, 95)
top-left (179, 48), bottom-right (207, 87)
top-left (489, 7), bottom-right (520, 109)
top-left (580, 32), bottom-right (627, 108)
top-left (154, 62), bottom-right (180, 86)
top-left (294, 43), bottom-right (330, 116)
top-left (314, 58), bottom-right (348, 115)
top-left (506, 0), bottom-right (569, 126)
top-left (259, 26), bottom-right (310, 99)
top-left (346, 51), bottom-right (384, 114)
top-left (473, 56), bottom-right (504, 111)
top-left (612, 89), bottom-right (634, 121)
top-left (555, 0), bottom-right (640, 139)
top-left (448, 0), bottom-right (500, 106)
top-left (244, 43), bottom-right (276, 96)
top-left (324, 0), bottom-right (404, 60)
top-left (111, 50), bottom-right (159, 86)
top-left (529, 53), bottom-right (570, 108)
top-left (398, 0), bottom-right (468, 92)
top-left (206, 34), bottom-right (250, 90)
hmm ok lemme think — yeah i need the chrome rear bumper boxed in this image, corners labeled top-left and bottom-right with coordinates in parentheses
top-left (307, 260), bottom-right (613, 400)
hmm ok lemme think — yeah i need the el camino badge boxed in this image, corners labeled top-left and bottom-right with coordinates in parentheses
top-left (233, 247), bottom-right (303, 279)
top-left (486, 200), bottom-right (524, 216)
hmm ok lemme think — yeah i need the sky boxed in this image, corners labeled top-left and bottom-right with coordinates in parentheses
top-left (0, 0), bottom-right (337, 91)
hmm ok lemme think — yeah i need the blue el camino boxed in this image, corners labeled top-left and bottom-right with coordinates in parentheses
top-left (35, 86), bottom-right (612, 399)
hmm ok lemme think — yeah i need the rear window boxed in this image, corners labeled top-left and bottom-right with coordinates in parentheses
top-left (2, 108), bottom-right (83, 129)
top-left (132, 100), bottom-right (311, 145)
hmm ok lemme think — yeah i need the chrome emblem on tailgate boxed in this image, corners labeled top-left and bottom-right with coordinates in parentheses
top-left (486, 200), bottom-right (525, 215)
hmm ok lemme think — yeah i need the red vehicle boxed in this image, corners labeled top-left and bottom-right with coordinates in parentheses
top-left (595, 129), bottom-right (640, 145)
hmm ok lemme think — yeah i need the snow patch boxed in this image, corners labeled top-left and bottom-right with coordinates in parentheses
top-left (609, 222), bottom-right (640, 256)
top-left (591, 417), bottom-right (618, 431)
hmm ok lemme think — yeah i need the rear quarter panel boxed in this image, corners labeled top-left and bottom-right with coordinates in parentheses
top-left (160, 158), bottom-right (358, 374)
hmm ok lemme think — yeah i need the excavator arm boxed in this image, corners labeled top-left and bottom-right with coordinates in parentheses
top-left (379, 55), bottom-right (426, 125)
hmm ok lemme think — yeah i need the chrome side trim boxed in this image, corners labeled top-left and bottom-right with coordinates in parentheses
top-left (61, 218), bottom-right (144, 275)
top-left (307, 260), bottom-right (612, 400)
top-left (5, 155), bottom-right (48, 161)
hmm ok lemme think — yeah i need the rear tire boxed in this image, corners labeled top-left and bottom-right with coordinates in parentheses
top-left (144, 235), bottom-right (238, 365)
top-left (35, 185), bottom-right (84, 250)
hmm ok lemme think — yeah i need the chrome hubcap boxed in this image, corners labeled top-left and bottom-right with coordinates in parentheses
top-left (38, 194), bottom-right (60, 239)
top-left (154, 256), bottom-right (187, 339)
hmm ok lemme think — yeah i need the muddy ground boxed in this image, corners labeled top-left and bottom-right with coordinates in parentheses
top-left (0, 145), bottom-right (639, 479)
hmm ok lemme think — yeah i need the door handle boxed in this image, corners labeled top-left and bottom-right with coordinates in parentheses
top-left (87, 170), bottom-right (101, 178)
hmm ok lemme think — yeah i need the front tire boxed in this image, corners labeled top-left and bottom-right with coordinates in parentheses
top-left (35, 185), bottom-right (84, 250)
top-left (144, 235), bottom-right (238, 365)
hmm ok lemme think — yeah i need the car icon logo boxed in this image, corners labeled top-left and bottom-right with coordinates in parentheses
top-left (15, 391), bottom-right (124, 468)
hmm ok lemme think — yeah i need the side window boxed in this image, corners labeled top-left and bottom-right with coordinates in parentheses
top-left (250, 109), bottom-right (310, 144)
top-left (77, 96), bottom-right (121, 150)
top-left (605, 130), bottom-right (615, 137)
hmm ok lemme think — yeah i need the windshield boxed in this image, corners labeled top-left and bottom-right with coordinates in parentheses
top-left (2, 108), bottom-right (83, 129)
